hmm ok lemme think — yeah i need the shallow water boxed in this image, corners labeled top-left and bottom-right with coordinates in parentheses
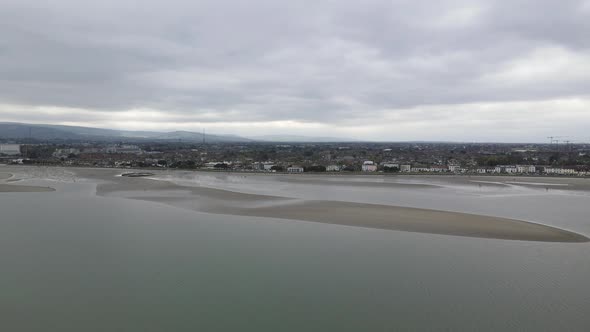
top-left (1, 168), bottom-right (590, 331)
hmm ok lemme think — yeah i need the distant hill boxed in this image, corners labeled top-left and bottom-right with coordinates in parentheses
top-left (250, 135), bottom-right (359, 143)
top-left (0, 123), bottom-right (252, 143)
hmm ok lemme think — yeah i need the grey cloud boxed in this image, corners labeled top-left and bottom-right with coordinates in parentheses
top-left (0, 0), bottom-right (589, 128)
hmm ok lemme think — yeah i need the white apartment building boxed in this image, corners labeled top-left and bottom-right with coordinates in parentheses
top-left (516, 165), bottom-right (537, 173)
top-left (448, 165), bottom-right (461, 172)
top-left (326, 165), bottom-right (341, 172)
top-left (0, 144), bottom-right (21, 155)
top-left (382, 163), bottom-right (399, 169)
top-left (544, 168), bottom-right (577, 175)
top-left (362, 161), bottom-right (377, 172)
top-left (287, 166), bottom-right (304, 173)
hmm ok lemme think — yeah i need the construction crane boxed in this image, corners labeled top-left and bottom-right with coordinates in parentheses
top-left (547, 136), bottom-right (568, 151)
top-left (563, 139), bottom-right (580, 154)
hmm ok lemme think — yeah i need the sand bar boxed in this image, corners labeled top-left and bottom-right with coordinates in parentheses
top-left (0, 184), bottom-right (55, 192)
top-left (278, 176), bottom-right (440, 189)
top-left (80, 168), bottom-right (590, 243)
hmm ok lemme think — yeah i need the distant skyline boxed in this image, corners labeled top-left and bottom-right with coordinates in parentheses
top-left (1, 0), bottom-right (589, 142)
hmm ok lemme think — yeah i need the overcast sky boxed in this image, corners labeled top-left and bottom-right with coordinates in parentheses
top-left (1, 0), bottom-right (589, 142)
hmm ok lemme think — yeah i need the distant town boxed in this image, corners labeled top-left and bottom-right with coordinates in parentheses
top-left (2, 139), bottom-right (590, 177)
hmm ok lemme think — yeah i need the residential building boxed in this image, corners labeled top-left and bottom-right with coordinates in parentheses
top-left (516, 165), bottom-right (536, 173)
top-left (263, 162), bottom-right (275, 171)
top-left (326, 165), bottom-right (341, 172)
top-left (287, 166), bottom-right (304, 173)
top-left (382, 163), bottom-right (399, 169)
top-left (430, 165), bottom-right (448, 172)
top-left (53, 148), bottom-right (81, 158)
top-left (448, 165), bottom-right (461, 172)
top-left (0, 144), bottom-right (21, 156)
top-left (106, 145), bottom-right (142, 154)
top-left (362, 161), bottom-right (377, 172)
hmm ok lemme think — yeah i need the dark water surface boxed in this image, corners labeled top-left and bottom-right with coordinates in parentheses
top-left (1, 175), bottom-right (590, 331)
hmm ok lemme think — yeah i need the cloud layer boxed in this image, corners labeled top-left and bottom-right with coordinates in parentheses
top-left (1, 0), bottom-right (589, 141)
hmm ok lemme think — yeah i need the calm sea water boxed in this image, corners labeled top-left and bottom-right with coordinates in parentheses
top-left (1, 171), bottom-right (590, 331)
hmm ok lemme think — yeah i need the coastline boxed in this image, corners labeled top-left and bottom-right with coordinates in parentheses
top-left (2, 166), bottom-right (589, 242)
top-left (70, 167), bottom-right (588, 243)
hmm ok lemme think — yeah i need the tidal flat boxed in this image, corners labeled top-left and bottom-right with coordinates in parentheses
top-left (2, 166), bottom-right (590, 331)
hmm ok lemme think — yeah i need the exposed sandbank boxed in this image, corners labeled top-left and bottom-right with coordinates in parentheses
top-left (409, 175), bottom-right (590, 191)
top-left (277, 176), bottom-right (440, 189)
top-left (4, 166), bottom-right (587, 242)
top-left (77, 168), bottom-right (589, 243)
top-left (0, 184), bottom-right (55, 192)
top-left (0, 172), bottom-right (55, 192)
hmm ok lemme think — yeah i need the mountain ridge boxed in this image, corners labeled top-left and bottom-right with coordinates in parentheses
top-left (0, 122), bottom-right (251, 143)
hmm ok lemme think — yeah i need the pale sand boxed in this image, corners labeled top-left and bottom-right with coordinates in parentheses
top-left (406, 175), bottom-right (590, 191)
top-left (0, 171), bottom-right (55, 192)
top-left (78, 168), bottom-right (589, 243)
top-left (281, 175), bottom-right (441, 189)
top-left (224, 201), bottom-right (588, 242)
top-left (0, 184), bottom-right (55, 192)
top-left (277, 176), bottom-right (440, 189)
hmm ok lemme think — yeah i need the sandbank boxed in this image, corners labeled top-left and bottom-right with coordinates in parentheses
top-left (84, 169), bottom-right (588, 243)
top-left (0, 184), bottom-right (55, 192)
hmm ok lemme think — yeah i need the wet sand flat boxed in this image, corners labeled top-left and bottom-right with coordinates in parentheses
top-left (278, 177), bottom-right (440, 189)
top-left (0, 172), bottom-right (12, 180)
top-left (402, 174), bottom-right (590, 191)
top-left (81, 168), bottom-right (589, 243)
top-left (224, 200), bottom-right (588, 242)
top-left (0, 184), bottom-right (55, 192)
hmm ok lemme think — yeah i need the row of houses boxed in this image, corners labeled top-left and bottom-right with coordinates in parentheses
top-left (358, 161), bottom-right (588, 176)
top-left (476, 165), bottom-right (582, 175)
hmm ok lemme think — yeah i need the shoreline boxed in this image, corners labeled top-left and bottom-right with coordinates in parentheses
top-left (0, 171), bottom-right (55, 192)
top-left (9, 164), bottom-right (590, 191)
top-left (7, 163), bottom-right (590, 179)
top-left (76, 168), bottom-right (589, 243)
top-left (2, 166), bottom-right (589, 242)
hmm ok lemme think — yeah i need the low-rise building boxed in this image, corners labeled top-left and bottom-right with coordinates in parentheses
top-left (448, 165), bottom-right (461, 172)
top-left (53, 148), bottom-right (81, 158)
top-left (326, 165), bottom-right (341, 172)
top-left (0, 144), bottom-right (21, 156)
top-left (494, 165), bottom-right (518, 174)
top-left (544, 167), bottom-right (577, 175)
top-left (382, 163), bottom-right (399, 169)
top-left (430, 165), bottom-right (448, 172)
top-left (516, 165), bottom-right (536, 173)
top-left (287, 166), bottom-right (304, 173)
top-left (477, 167), bottom-right (494, 174)
top-left (400, 164), bottom-right (412, 172)
top-left (106, 145), bottom-right (142, 154)
top-left (362, 161), bottom-right (377, 172)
